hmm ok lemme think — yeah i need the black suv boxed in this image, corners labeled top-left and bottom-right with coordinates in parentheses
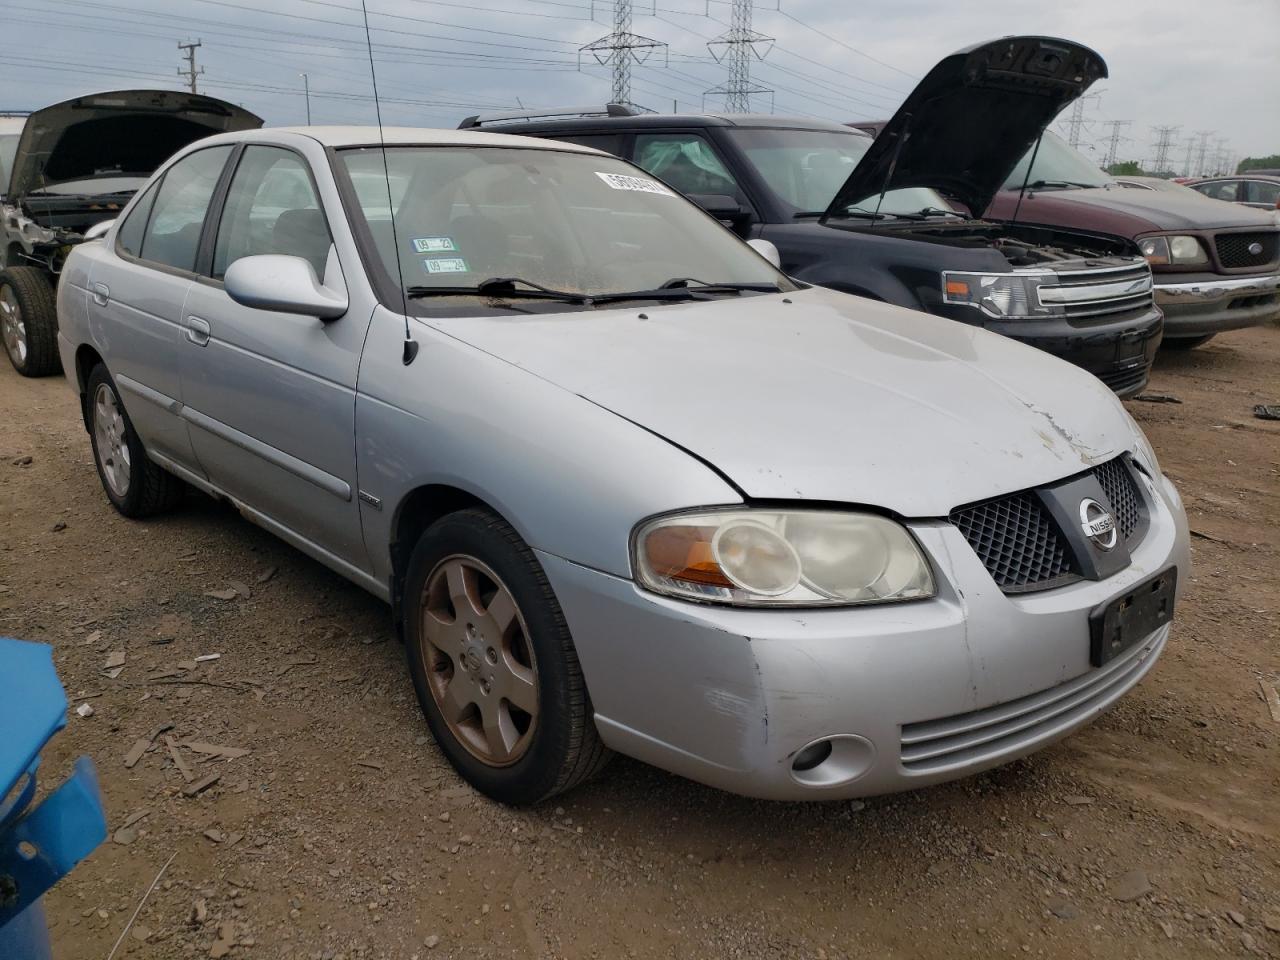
top-left (460, 36), bottom-right (1163, 397)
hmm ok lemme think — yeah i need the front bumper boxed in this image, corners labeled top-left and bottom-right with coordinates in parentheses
top-left (542, 472), bottom-right (1189, 801)
top-left (941, 305), bottom-right (1164, 399)
top-left (1154, 272), bottom-right (1280, 338)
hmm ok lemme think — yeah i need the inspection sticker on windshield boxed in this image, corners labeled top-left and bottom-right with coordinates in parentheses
top-left (412, 237), bottom-right (457, 253)
top-left (595, 172), bottom-right (674, 197)
top-left (423, 257), bottom-right (469, 274)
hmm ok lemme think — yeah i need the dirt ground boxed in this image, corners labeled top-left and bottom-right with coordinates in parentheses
top-left (2, 324), bottom-right (1277, 960)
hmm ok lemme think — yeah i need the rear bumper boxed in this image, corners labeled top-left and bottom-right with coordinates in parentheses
top-left (984, 307), bottom-right (1163, 398)
top-left (1154, 272), bottom-right (1280, 337)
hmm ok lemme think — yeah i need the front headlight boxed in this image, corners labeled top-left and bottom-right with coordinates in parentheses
top-left (1139, 235), bottom-right (1208, 266)
top-left (943, 272), bottom-right (1045, 318)
top-left (633, 509), bottom-right (935, 607)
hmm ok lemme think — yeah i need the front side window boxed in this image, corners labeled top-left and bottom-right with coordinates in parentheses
top-left (634, 133), bottom-right (742, 202)
top-left (214, 146), bottom-right (330, 280)
top-left (1194, 180), bottom-right (1240, 201)
top-left (0, 133), bottom-right (20, 196)
top-left (727, 128), bottom-right (952, 217)
top-left (1246, 180), bottom-right (1279, 205)
top-left (337, 145), bottom-right (790, 305)
top-left (138, 146), bottom-right (233, 272)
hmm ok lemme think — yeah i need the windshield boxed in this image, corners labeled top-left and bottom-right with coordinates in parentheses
top-left (338, 146), bottom-right (791, 302)
top-left (726, 128), bottom-right (954, 217)
top-left (1003, 131), bottom-right (1112, 190)
top-left (0, 134), bottom-right (19, 195)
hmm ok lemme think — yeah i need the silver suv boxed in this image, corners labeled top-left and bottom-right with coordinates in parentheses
top-left (56, 126), bottom-right (1189, 804)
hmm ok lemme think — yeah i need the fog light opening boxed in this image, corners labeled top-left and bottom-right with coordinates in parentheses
top-left (788, 734), bottom-right (876, 788)
top-left (791, 739), bottom-right (833, 772)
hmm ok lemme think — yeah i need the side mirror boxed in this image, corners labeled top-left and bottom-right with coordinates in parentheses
top-left (224, 254), bottom-right (348, 320)
top-left (746, 238), bottom-right (781, 269)
top-left (690, 193), bottom-right (751, 227)
top-left (83, 219), bottom-right (115, 241)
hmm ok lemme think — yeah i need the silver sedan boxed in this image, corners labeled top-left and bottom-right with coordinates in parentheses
top-left (56, 127), bottom-right (1189, 804)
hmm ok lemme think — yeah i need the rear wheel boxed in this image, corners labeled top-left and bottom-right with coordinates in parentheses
top-left (86, 364), bottom-right (184, 517)
top-left (0, 266), bottom-right (60, 377)
top-left (404, 508), bottom-right (611, 804)
top-left (1161, 334), bottom-right (1215, 350)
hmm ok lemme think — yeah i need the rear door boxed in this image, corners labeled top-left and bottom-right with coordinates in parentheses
top-left (178, 143), bottom-right (372, 570)
top-left (88, 144), bottom-right (233, 471)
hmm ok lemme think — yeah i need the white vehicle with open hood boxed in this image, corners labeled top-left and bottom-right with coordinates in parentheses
top-left (1, 90), bottom-right (262, 376)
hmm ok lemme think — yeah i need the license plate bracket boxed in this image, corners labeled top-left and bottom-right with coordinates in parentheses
top-left (1089, 567), bottom-right (1177, 667)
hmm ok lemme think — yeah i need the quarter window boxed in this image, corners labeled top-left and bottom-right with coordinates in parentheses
top-left (1247, 180), bottom-right (1280, 206)
top-left (138, 146), bottom-right (233, 272)
top-left (633, 133), bottom-right (742, 202)
top-left (1195, 180), bottom-right (1240, 201)
top-left (115, 181), bottom-right (159, 258)
top-left (213, 146), bottom-right (331, 280)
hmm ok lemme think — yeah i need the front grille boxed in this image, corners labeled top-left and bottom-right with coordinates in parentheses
top-left (1214, 231), bottom-right (1278, 269)
top-left (950, 493), bottom-right (1077, 593)
top-left (1037, 264), bottom-right (1154, 320)
top-left (1096, 360), bottom-right (1150, 396)
top-left (1094, 457), bottom-right (1142, 539)
top-left (899, 628), bottom-right (1166, 772)
top-left (950, 457), bottom-right (1146, 594)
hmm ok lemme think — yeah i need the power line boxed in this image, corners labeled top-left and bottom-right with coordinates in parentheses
top-left (1099, 119), bottom-right (1131, 167)
top-left (178, 39), bottom-right (205, 94)
top-left (705, 0), bottom-right (774, 112)
top-left (579, 0), bottom-right (667, 107)
top-left (1150, 125), bottom-right (1180, 172)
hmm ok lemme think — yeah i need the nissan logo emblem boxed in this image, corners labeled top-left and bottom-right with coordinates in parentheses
top-left (1247, 241), bottom-right (1264, 256)
top-left (1079, 498), bottom-right (1117, 551)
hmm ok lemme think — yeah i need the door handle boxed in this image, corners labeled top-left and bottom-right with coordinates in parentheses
top-left (186, 316), bottom-right (211, 347)
top-left (91, 282), bottom-right (110, 306)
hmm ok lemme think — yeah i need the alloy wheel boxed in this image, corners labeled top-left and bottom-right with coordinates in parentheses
top-left (92, 383), bottom-right (132, 498)
top-left (420, 555), bottom-right (539, 766)
top-left (0, 284), bottom-right (26, 366)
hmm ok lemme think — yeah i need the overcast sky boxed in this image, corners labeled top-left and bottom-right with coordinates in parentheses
top-left (4, 0), bottom-right (1277, 171)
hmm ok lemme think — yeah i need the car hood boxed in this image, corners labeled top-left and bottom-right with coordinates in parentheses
top-left (425, 287), bottom-right (1135, 517)
top-left (829, 36), bottom-right (1106, 219)
top-left (6, 90), bottom-right (262, 199)
top-left (992, 183), bottom-right (1279, 232)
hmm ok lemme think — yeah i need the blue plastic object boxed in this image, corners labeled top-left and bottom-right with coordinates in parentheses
top-left (0, 638), bottom-right (108, 956)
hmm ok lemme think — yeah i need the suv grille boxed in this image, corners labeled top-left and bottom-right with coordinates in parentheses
top-left (1096, 360), bottom-right (1150, 396)
top-left (950, 457), bottom-right (1146, 594)
top-left (1214, 232), bottom-right (1278, 269)
top-left (1037, 263), bottom-right (1154, 320)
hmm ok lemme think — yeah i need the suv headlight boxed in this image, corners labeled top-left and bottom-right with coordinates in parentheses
top-left (942, 272), bottom-right (1049, 319)
top-left (1138, 235), bottom-right (1208, 266)
top-left (633, 509), bottom-right (935, 607)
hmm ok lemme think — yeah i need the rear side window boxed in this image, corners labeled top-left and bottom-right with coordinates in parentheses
top-left (546, 133), bottom-right (624, 157)
top-left (1195, 180), bottom-right (1240, 202)
top-left (1248, 180), bottom-right (1280, 206)
top-left (634, 133), bottom-right (743, 202)
top-left (138, 146), bottom-right (233, 272)
top-left (213, 146), bottom-right (330, 280)
top-left (115, 181), bottom-right (159, 258)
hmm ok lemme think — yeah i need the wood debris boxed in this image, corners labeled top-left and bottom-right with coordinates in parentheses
top-left (182, 771), bottom-right (223, 797)
top-left (1261, 679), bottom-right (1280, 723)
top-left (166, 736), bottom-right (196, 783)
top-left (183, 741), bottom-right (251, 760)
top-left (255, 566), bottom-right (278, 584)
top-left (203, 589), bottom-right (239, 601)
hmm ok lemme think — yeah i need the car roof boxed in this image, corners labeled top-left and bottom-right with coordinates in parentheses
top-left (1190, 173), bottom-right (1280, 182)
top-left (469, 114), bottom-right (862, 135)
top-left (209, 125), bottom-right (608, 153)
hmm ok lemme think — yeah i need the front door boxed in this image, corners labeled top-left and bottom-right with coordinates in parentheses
top-left (178, 144), bottom-right (372, 570)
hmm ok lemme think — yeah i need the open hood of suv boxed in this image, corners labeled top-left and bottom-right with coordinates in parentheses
top-left (6, 90), bottom-right (262, 200)
top-left (827, 36), bottom-right (1106, 219)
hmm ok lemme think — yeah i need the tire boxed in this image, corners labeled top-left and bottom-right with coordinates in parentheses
top-left (404, 508), bottom-right (611, 805)
top-left (1161, 334), bottom-right (1215, 350)
top-left (0, 266), bottom-right (61, 377)
top-left (85, 364), bottom-right (184, 518)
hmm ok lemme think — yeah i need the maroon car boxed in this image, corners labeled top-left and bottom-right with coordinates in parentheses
top-left (852, 123), bottom-right (1280, 349)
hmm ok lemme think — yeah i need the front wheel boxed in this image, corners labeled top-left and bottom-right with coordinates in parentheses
top-left (404, 508), bottom-right (611, 804)
top-left (86, 365), bottom-right (184, 517)
top-left (0, 266), bottom-right (60, 377)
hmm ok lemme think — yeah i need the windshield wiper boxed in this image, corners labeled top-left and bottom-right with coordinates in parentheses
top-left (917, 206), bottom-right (964, 219)
top-left (1026, 179), bottom-right (1096, 190)
top-left (406, 277), bottom-right (591, 303)
top-left (797, 207), bottom-right (894, 221)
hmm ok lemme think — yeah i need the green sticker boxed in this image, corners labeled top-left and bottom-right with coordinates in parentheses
top-left (423, 257), bottom-right (469, 274)
top-left (412, 237), bottom-right (456, 253)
